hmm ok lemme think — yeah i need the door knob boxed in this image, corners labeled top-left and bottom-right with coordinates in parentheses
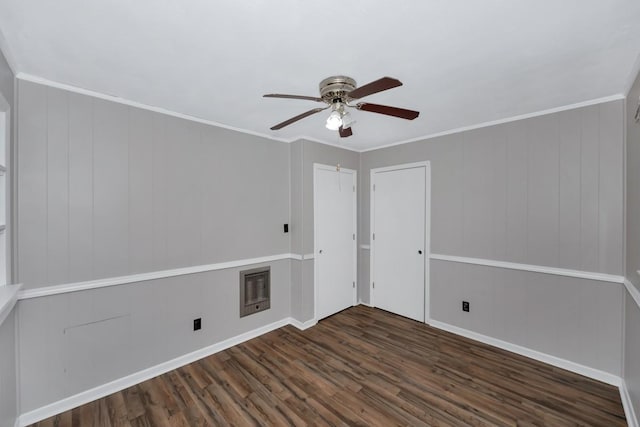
top-left (319, 249), bottom-right (323, 254)
top-left (418, 250), bottom-right (422, 254)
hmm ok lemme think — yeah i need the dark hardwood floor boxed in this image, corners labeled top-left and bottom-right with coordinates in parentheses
top-left (31, 305), bottom-right (626, 426)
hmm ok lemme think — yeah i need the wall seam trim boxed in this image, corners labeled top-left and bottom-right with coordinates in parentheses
top-left (620, 379), bottom-right (639, 427)
top-left (0, 283), bottom-right (21, 326)
top-left (430, 253), bottom-right (624, 283)
top-left (18, 254), bottom-right (303, 300)
top-left (624, 278), bottom-right (640, 309)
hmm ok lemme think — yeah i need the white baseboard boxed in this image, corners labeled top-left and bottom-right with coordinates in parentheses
top-left (428, 319), bottom-right (621, 387)
top-left (18, 317), bottom-right (291, 426)
top-left (288, 317), bottom-right (317, 330)
top-left (16, 308), bottom-right (633, 425)
top-left (621, 379), bottom-right (639, 427)
top-left (358, 299), bottom-right (373, 307)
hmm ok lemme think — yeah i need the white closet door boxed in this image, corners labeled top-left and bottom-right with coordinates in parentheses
top-left (371, 165), bottom-right (427, 322)
top-left (315, 165), bottom-right (357, 320)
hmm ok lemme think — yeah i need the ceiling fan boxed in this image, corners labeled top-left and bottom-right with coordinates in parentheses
top-left (263, 76), bottom-right (420, 138)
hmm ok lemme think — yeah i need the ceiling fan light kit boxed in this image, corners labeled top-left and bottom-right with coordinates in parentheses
top-left (325, 109), bottom-right (343, 130)
top-left (264, 76), bottom-right (420, 139)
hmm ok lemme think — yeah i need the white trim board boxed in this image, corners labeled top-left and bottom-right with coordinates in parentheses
top-left (288, 318), bottom-right (317, 330)
top-left (621, 379), bottom-right (639, 427)
top-left (0, 284), bottom-right (21, 326)
top-left (430, 253), bottom-right (624, 284)
top-left (14, 74), bottom-right (362, 153)
top-left (18, 316), bottom-right (313, 426)
top-left (428, 319), bottom-right (621, 387)
top-left (360, 94), bottom-right (626, 152)
top-left (18, 254), bottom-right (303, 300)
top-left (17, 74), bottom-right (625, 155)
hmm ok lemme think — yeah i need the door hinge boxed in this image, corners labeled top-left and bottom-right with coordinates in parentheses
top-left (373, 184), bottom-right (376, 191)
top-left (353, 233), bottom-right (355, 240)
top-left (353, 281), bottom-right (355, 288)
top-left (372, 282), bottom-right (375, 289)
top-left (373, 233), bottom-right (376, 240)
top-left (353, 185), bottom-right (355, 192)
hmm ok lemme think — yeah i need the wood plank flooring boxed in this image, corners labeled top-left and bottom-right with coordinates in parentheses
top-left (31, 306), bottom-right (627, 426)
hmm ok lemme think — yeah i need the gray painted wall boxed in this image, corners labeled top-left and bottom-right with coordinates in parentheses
top-left (0, 308), bottom-right (17, 427)
top-left (289, 140), bottom-right (304, 320)
top-left (0, 48), bottom-right (17, 427)
top-left (432, 261), bottom-right (622, 373)
top-left (625, 63), bottom-right (640, 422)
top-left (624, 292), bottom-right (640, 420)
top-left (15, 80), bottom-right (294, 413)
top-left (360, 100), bottom-right (625, 375)
top-left (17, 80), bottom-right (291, 289)
top-left (18, 259), bottom-right (290, 412)
top-left (626, 65), bottom-right (640, 291)
top-left (361, 101), bottom-right (624, 275)
top-left (11, 74), bottom-right (632, 415)
top-left (0, 47), bottom-right (12, 107)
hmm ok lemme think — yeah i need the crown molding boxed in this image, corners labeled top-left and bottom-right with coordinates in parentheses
top-left (16, 73), bottom-right (626, 154)
top-left (360, 94), bottom-right (626, 153)
top-left (14, 73), bottom-right (362, 152)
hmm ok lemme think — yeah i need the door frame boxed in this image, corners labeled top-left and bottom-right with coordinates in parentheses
top-left (313, 163), bottom-right (358, 321)
top-left (370, 161), bottom-right (431, 323)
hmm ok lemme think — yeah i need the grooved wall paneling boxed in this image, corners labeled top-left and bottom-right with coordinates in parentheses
top-left (624, 62), bottom-right (640, 425)
top-left (18, 259), bottom-right (292, 413)
top-left (360, 100), bottom-right (624, 275)
top-left (16, 80), bottom-right (290, 289)
top-left (430, 260), bottom-right (622, 374)
top-left (0, 308), bottom-right (17, 427)
top-left (624, 291), bottom-right (640, 420)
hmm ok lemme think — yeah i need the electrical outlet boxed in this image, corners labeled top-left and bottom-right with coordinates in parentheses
top-left (193, 318), bottom-right (202, 331)
top-left (462, 301), bottom-right (470, 312)
top-left (284, 223), bottom-right (289, 233)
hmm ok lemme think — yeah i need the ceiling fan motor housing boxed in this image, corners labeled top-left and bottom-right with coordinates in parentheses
top-left (319, 76), bottom-right (356, 104)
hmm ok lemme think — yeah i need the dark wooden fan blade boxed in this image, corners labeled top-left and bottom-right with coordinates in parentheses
top-left (264, 94), bottom-right (324, 102)
top-left (347, 77), bottom-right (402, 99)
top-left (357, 103), bottom-right (420, 120)
top-left (339, 125), bottom-right (353, 138)
top-left (270, 107), bottom-right (328, 130)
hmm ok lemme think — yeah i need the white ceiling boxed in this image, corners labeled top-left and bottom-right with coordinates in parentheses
top-left (0, 1), bottom-right (639, 151)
